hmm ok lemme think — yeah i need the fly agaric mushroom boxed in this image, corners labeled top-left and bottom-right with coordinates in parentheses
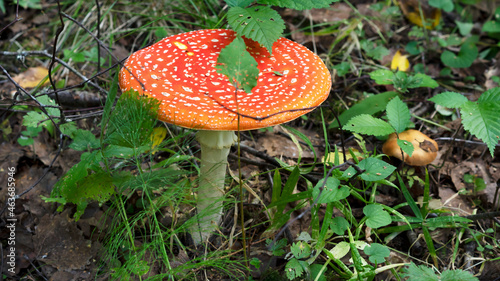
top-left (119, 29), bottom-right (331, 244)
top-left (382, 129), bottom-right (438, 166)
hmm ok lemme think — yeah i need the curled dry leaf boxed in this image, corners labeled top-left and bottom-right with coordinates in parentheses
top-left (12, 66), bottom-right (49, 88)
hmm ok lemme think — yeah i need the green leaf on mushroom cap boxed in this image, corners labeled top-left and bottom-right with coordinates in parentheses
top-left (227, 6), bottom-right (285, 54)
top-left (216, 36), bottom-right (259, 93)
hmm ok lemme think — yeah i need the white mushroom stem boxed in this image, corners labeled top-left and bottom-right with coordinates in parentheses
top-left (191, 130), bottom-right (237, 244)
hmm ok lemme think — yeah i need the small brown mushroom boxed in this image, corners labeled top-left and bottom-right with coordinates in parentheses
top-left (382, 129), bottom-right (438, 166)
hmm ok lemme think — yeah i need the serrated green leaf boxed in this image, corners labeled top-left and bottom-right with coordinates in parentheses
top-left (345, 114), bottom-right (394, 136)
top-left (285, 258), bottom-right (306, 280)
top-left (386, 96), bottom-right (411, 133)
top-left (69, 129), bottom-right (100, 151)
top-left (224, 0), bottom-right (254, 8)
top-left (227, 6), bottom-right (285, 54)
top-left (312, 177), bottom-right (349, 203)
top-left (369, 69), bottom-right (394, 85)
top-left (441, 41), bottom-right (478, 68)
top-left (257, 0), bottom-right (336, 10)
top-left (429, 92), bottom-right (469, 108)
top-left (357, 157), bottom-right (396, 181)
top-left (291, 241), bottom-right (311, 259)
top-left (397, 139), bottom-right (414, 157)
top-left (329, 91), bottom-right (398, 128)
top-left (22, 111), bottom-right (45, 127)
top-left (364, 243), bottom-right (390, 264)
top-left (460, 88), bottom-right (500, 156)
top-left (440, 269), bottom-right (479, 281)
top-left (402, 262), bottom-right (439, 281)
top-left (216, 36), bottom-right (259, 93)
top-left (361, 40), bottom-right (390, 61)
top-left (364, 204), bottom-right (392, 228)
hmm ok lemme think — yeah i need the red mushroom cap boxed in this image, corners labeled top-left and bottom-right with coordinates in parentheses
top-left (119, 29), bottom-right (331, 131)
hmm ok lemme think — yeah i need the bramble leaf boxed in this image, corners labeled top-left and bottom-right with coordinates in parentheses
top-left (224, 0), bottom-right (254, 7)
top-left (257, 0), bottom-right (336, 10)
top-left (369, 69), bottom-right (394, 85)
top-left (460, 88), bottom-right (500, 156)
top-left (216, 36), bottom-right (259, 93)
top-left (345, 114), bottom-right (395, 136)
top-left (227, 6), bottom-right (285, 54)
top-left (386, 96), bottom-right (411, 133)
top-left (429, 92), bottom-right (469, 108)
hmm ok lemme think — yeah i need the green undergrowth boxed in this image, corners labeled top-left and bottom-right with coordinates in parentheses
top-left (7, 0), bottom-right (500, 280)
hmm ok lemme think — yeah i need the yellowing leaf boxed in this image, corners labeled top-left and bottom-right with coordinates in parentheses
top-left (323, 148), bottom-right (363, 165)
top-left (150, 127), bottom-right (167, 154)
top-left (391, 50), bottom-right (410, 72)
top-left (12, 66), bottom-right (49, 88)
top-left (398, 0), bottom-right (441, 30)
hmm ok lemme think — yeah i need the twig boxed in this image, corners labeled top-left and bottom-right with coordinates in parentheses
top-left (0, 0), bottom-right (22, 35)
top-left (0, 50), bottom-right (108, 95)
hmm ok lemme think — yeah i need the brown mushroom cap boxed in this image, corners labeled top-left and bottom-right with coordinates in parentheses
top-left (119, 29), bottom-right (331, 131)
top-left (382, 129), bottom-right (438, 166)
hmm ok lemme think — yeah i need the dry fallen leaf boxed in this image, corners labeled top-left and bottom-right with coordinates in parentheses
top-left (12, 66), bottom-right (49, 88)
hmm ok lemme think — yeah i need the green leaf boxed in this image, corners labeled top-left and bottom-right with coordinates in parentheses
top-left (441, 41), bottom-right (478, 68)
top-left (226, 6), bottom-right (285, 54)
top-left (441, 269), bottom-right (479, 281)
top-left (310, 264), bottom-right (327, 281)
top-left (361, 40), bottom-right (389, 61)
top-left (258, 0), bottom-right (336, 10)
top-left (356, 157), bottom-right (396, 181)
top-left (460, 88), bottom-right (500, 156)
top-left (397, 139), bottom-right (414, 157)
top-left (429, 92), bottom-right (469, 108)
top-left (329, 91), bottom-right (398, 128)
top-left (369, 69), bottom-right (395, 85)
top-left (329, 241), bottom-right (350, 259)
top-left (411, 73), bottom-right (439, 88)
top-left (266, 238), bottom-right (287, 256)
top-left (428, 0), bottom-right (454, 12)
top-left (285, 258), bottom-right (307, 280)
top-left (312, 177), bottom-right (349, 203)
top-left (455, 21), bottom-right (474, 36)
top-left (216, 36), bottom-right (259, 93)
top-left (364, 243), bottom-right (390, 264)
top-left (483, 20), bottom-right (500, 33)
top-left (386, 96), bottom-right (411, 133)
top-left (224, 0), bottom-right (254, 8)
top-left (402, 262), bottom-right (439, 281)
top-left (330, 216), bottom-right (349, 235)
top-left (290, 241), bottom-right (311, 259)
top-left (345, 114), bottom-right (395, 136)
top-left (69, 129), bottom-right (100, 151)
top-left (364, 204), bottom-right (392, 228)
top-left (333, 61), bottom-right (350, 77)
